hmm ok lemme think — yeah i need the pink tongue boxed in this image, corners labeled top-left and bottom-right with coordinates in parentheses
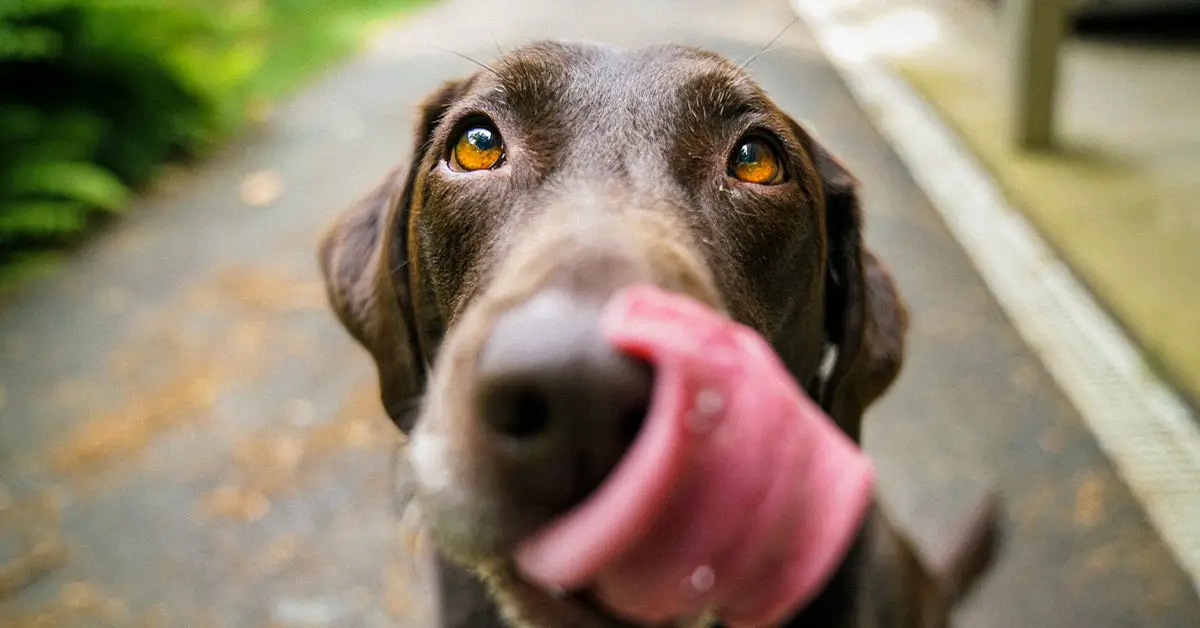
top-left (513, 285), bottom-right (874, 626)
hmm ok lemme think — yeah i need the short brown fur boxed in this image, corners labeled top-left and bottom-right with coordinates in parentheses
top-left (318, 41), bottom-right (997, 627)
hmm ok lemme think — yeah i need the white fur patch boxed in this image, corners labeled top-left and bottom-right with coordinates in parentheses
top-left (409, 431), bottom-right (456, 496)
top-left (818, 342), bottom-right (839, 388)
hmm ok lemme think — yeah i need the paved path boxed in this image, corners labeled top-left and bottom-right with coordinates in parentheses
top-left (1, 0), bottom-right (1197, 626)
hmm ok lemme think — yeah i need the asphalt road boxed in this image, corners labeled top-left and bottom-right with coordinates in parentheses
top-left (1, 0), bottom-right (1197, 626)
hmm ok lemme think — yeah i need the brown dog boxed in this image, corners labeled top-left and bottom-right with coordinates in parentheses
top-left (319, 41), bottom-right (997, 627)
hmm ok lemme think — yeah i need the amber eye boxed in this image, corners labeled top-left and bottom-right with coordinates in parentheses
top-left (451, 124), bottom-right (504, 171)
top-left (729, 138), bottom-right (783, 185)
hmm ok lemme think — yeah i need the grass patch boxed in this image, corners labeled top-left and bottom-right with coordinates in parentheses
top-left (238, 0), bottom-right (431, 106)
top-left (0, 0), bottom-right (432, 294)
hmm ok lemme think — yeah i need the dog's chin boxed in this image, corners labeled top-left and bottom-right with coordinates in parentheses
top-left (407, 420), bottom-right (546, 561)
top-left (486, 567), bottom-right (628, 628)
top-left (417, 500), bottom-right (710, 628)
top-left (420, 520), bottom-right (635, 628)
top-left (481, 563), bottom-right (713, 628)
top-left (411, 491), bottom-right (530, 562)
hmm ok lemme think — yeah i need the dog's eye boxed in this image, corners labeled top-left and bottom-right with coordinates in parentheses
top-left (729, 138), bottom-right (782, 185)
top-left (451, 125), bottom-right (504, 171)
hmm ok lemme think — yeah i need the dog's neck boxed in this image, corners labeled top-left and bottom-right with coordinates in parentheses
top-left (773, 505), bottom-right (935, 628)
top-left (772, 507), bottom-right (874, 628)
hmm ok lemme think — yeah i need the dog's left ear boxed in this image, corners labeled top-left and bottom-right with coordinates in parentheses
top-left (810, 138), bottom-right (908, 442)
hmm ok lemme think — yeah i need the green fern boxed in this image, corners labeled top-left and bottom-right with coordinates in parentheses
top-left (0, 0), bottom-right (248, 282)
top-left (3, 161), bottom-right (128, 212)
top-left (0, 23), bottom-right (60, 58)
top-left (1, 0), bottom-right (427, 292)
top-left (0, 201), bottom-right (88, 237)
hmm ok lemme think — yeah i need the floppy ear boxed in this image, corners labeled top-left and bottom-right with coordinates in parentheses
top-left (318, 78), bottom-right (470, 432)
top-left (812, 140), bottom-right (909, 442)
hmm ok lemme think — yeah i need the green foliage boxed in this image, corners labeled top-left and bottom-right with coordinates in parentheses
top-left (0, 0), bottom-right (426, 292)
top-left (0, 0), bottom-right (262, 283)
top-left (6, 160), bottom-right (129, 211)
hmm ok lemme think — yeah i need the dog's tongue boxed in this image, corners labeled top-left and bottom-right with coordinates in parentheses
top-left (514, 285), bottom-right (874, 627)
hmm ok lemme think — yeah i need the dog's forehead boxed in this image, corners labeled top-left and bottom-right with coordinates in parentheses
top-left (480, 41), bottom-right (769, 120)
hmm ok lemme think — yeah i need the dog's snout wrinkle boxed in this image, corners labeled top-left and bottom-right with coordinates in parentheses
top-left (474, 291), bottom-right (653, 509)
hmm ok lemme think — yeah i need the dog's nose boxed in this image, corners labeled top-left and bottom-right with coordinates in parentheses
top-left (474, 290), bottom-right (652, 509)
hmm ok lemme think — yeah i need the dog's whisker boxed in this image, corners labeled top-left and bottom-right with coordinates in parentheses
top-left (738, 15), bottom-right (801, 71)
top-left (431, 44), bottom-right (501, 76)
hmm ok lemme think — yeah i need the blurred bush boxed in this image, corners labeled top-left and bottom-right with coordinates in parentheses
top-left (0, 0), bottom-right (422, 290)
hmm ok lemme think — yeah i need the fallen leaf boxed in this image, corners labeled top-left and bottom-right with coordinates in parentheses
top-left (204, 266), bottom-right (325, 313)
top-left (1073, 470), bottom-right (1107, 530)
top-left (199, 485), bottom-right (270, 521)
top-left (0, 530), bottom-right (69, 599)
top-left (1142, 579), bottom-right (1179, 617)
top-left (138, 604), bottom-right (169, 628)
top-left (1037, 425), bottom-right (1066, 454)
top-left (1081, 545), bottom-right (1119, 578)
top-left (244, 533), bottom-right (301, 577)
top-left (238, 170), bottom-right (284, 207)
top-left (50, 364), bottom-right (224, 475)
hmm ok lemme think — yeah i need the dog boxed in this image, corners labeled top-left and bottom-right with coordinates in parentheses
top-left (318, 41), bottom-right (997, 627)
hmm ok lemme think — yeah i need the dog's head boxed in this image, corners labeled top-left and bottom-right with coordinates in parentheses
top-left (320, 42), bottom-right (911, 626)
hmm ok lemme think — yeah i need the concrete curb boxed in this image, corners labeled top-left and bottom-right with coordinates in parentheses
top-left (790, 0), bottom-right (1200, 594)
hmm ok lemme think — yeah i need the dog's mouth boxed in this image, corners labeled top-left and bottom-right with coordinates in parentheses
top-left (565, 589), bottom-right (656, 627)
top-left (501, 285), bottom-right (875, 627)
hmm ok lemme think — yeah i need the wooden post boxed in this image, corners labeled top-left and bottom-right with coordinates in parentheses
top-left (1007, 0), bottom-right (1069, 150)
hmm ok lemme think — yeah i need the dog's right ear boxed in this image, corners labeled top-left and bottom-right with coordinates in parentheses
top-left (318, 78), bottom-right (470, 432)
top-left (809, 138), bottom-right (909, 443)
